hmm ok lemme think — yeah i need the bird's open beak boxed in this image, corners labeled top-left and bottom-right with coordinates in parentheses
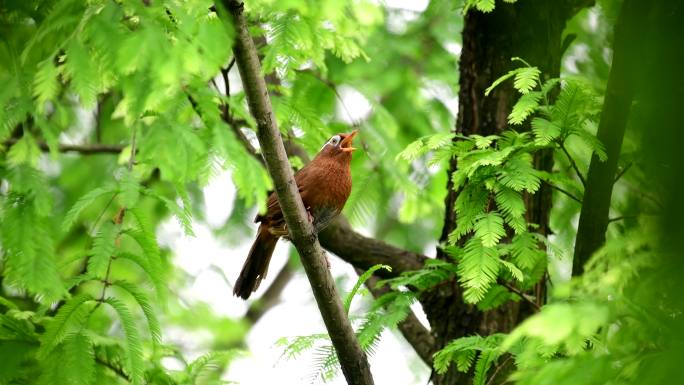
top-left (340, 130), bottom-right (358, 152)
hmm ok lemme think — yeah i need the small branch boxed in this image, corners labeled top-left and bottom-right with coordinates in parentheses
top-left (607, 215), bottom-right (637, 223)
top-left (321, 217), bottom-right (427, 277)
top-left (558, 140), bottom-right (587, 187)
top-left (543, 181), bottom-right (582, 204)
top-left (185, 82), bottom-right (263, 166)
top-left (218, 64), bottom-right (263, 165)
top-left (221, 1), bottom-right (374, 384)
top-left (501, 281), bottom-right (540, 311)
top-left (485, 355), bottom-right (513, 385)
top-left (613, 162), bottom-right (632, 183)
top-left (2, 139), bottom-right (124, 154)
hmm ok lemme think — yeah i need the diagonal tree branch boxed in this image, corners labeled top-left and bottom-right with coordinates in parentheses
top-left (321, 217), bottom-right (427, 277)
top-left (221, 1), bottom-right (375, 384)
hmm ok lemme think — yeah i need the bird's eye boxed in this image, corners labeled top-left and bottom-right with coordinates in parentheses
top-left (330, 135), bottom-right (341, 146)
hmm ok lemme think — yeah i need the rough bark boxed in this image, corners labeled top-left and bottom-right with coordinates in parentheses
top-left (222, 2), bottom-right (374, 384)
top-left (572, 0), bottom-right (640, 276)
top-left (424, 2), bottom-right (587, 384)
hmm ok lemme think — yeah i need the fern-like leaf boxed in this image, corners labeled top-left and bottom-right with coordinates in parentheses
top-left (458, 239), bottom-right (501, 303)
top-left (474, 212), bottom-right (505, 247)
top-left (508, 91), bottom-right (542, 124)
top-left (39, 294), bottom-right (95, 357)
top-left (63, 332), bottom-right (96, 385)
top-left (473, 349), bottom-right (501, 385)
top-left (33, 58), bottom-right (60, 113)
top-left (62, 185), bottom-right (117, 232)
top-left (513, 66), bottom-right (541, 94)
top-left (103, 297), bottom-right (145, 385)
top-left (186, 350), bottom-right (242, 385)
top-left (87, 221), bottom-right (119, 278)
top-left (344, 264), bottom-right (392, 315)
top-left (111, 280), bottom-right (162, 345)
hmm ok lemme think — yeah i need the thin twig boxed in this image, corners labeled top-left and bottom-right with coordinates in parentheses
top-left (558, 140), bottom-right (586, 187)
top-left (485, 355), bottom-right (513, 385)
top-left (99, 126), bottom-right (137, 303)
top-left (2, 139), bottom-right (124, 154)
top-left (613, 162), bottom-right (632, 183)
top-left (544, 181), bottom-right (582, 204)
top-left (501, 281), bottom-right (540, 311)
top-left (608, 215), bottom-right (637, 223)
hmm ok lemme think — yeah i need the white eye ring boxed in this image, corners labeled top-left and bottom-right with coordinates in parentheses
top-left (329, 135), bottom-right (341, 146)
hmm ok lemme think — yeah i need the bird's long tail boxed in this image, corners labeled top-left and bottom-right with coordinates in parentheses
top-left (233, 225), bottom-right (278, 300)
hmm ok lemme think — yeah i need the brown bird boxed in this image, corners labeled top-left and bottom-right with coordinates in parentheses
top-left (233, 130), bottom-right (358, 299)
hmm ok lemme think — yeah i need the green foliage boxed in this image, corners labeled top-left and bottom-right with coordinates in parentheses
top-left (104, 297), bottom-right (145, 385)
top-left (433, 334), bottom-right (505, 385)
top-left (343, 264), bottom-right (392, 314)
top-left (279, 285), bottom-right (415, 383)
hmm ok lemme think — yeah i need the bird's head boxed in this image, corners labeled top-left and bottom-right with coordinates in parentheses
top-left (318, 130), bottom-right (358, 160)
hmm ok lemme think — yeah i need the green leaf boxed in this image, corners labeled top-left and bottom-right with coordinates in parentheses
top-left (88, 221), bottom-right (119, 278)
top-left (118, 169), bottom-right (140, 208)
top-left (474, 212), bottom-right (505, 247)
top-left (1, 188), bottom-right (62, 301)
top-left (426, 132), bottom-right (456, 150)
top-left (497, 154), bottom-right (540, 193)
top-left (33, 58), bottom-right (60, 113)
top-left (508, 91), bottom-right (542, 125)
top-left (39, 294), bottom-right (95, 357)
top-left (142, 188), bottom-right (194, 236)
top-left (510, 233), bottom-right (546, 270)
top-left (574, 123), bottom-right (607, 161)
top-left (531, 117), bottom-right (562, 145)
top-left (63, 185), bottom-right (117, 232)
top-left (65, 39), bottom-right (97, 107)
top-left (104, 297), bottom-right (145, 385)
top-left (186, 350), bottom-right (242, 385)
top-left (485, 69), bottom-right (517, 96)
top-left (7, 134), bottom-right (41, 167)
top-left (499, 259), bottom-right (524, 281)
top-left (472, 135), bottom-right (499, 149)
top-left (63, 332), bottom-right (96, 385)
top-left (396, 139), bottom-right (426, 162)
top-left (112, 280), bottom-right (162, 345)
top-left (344, 264), bottom-right (392, 315)
top-left (477, 285), bottom-right (514, 311)
top-left (433, 334), bottom-right (505, 375)
top-left (458, 239), bottom-right (501, 303)
top-left (474, 349), bottom-right (500, 385)
top-left (475, 0), bottom-right (496, 13)
top-left (513, 66), bottom-right (541, 94)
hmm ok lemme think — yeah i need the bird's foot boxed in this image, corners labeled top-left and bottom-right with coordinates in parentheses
top-left (324, 252), bottom-right (331, 269)
top-left (306, 207), bottom-right (314, 224)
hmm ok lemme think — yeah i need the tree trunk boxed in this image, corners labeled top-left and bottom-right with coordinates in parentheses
top-left (423, 1), bottom-right (587, 384)
top-left (572, 0), bottom-right (640, 276)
